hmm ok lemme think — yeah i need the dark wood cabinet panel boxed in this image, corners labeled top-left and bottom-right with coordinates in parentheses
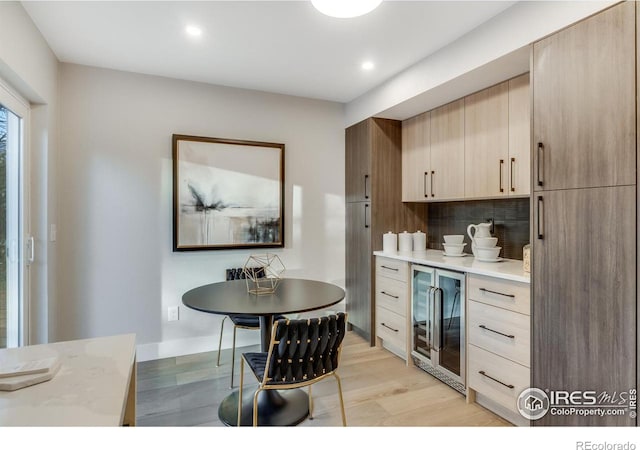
top-left (346, 119), bottom-right (372, 203)
top-left (345, 118), bottom-right (428, 344)
top-left (532, 1), bottom-right (636, 191)
top-left (346, 202), bottom-right (372, 338)
top-left (532, 186), bottom-right (636, 426)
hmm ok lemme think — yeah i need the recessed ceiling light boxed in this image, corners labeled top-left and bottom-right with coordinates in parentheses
top-left (312, 0), bottom-right (382, 19)
top-left (362, 61), bottom-right (375, 71)
top-left (185, 25), bottom-right (202, 37)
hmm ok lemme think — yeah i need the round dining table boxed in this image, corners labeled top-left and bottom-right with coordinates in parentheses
top-left (182, 278), bottom-right (345, 426)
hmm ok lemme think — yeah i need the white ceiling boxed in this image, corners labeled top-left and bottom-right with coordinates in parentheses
top-left (22, 1), bottom-right (517, 103)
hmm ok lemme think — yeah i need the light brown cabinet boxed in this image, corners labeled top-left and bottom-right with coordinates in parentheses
top-left (401, 112), bottom-right (430, 202)
top-left (532, 1), bottom-right (635, 191)
top-left (402, 75), bottom-right (530, 202)
top-left (531, 1), bottom-right (637, 426)
top-left (346, 118), bottom-right (426, 345)
top-left (430, 99), bottom-right (465, 200)
top-left (508, 73), bottom-right (531, 196)
top-left (464, 81), bottom-right (509, 199)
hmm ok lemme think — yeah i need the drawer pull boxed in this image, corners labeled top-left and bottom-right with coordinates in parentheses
top-left (381, 291), bottom-right (399, 299)
top-left (478, 370), bottom-right (514, 389)
top-left (479, 287), bottom-right (515, 298)
top-left (478, 324), bottom-right (515, 339)
top-left (381, 323), bottom-right (399, 333)
top-left (381, 265), bottom-right (399, 271)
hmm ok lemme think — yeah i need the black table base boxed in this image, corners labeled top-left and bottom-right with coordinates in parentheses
top-left (218, 387), bottom-right (310, 426)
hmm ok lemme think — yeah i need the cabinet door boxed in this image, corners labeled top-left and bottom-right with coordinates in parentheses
top-left (508, 73), bottom-right (531, 196)
top-left (345, 202), bottom-right (372, 339)
top-left (464, 81), bottom-right (509, 199)
top-left (532, 186), bottom-right (636, 426)
top-left (532, 1), bottom-right (635, 191)
top-left (401, 112), bottom-right (430, 202)
top-left (430, 99), bottom-right (464, 201)
top-left (346, 119), bottom-right (372, 202)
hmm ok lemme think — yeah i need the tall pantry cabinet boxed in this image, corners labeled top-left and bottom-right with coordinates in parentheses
top-left (532, 0), bottom-right (637, 426)
top-left (345, 118), bottom-right (426, 344)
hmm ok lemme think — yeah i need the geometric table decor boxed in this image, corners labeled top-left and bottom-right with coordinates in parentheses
top-left (243, 253), bottom-right (285, 295)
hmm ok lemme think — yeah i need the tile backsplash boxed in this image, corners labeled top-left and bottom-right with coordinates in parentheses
top-left (427, 198), bottom-right (530, 260)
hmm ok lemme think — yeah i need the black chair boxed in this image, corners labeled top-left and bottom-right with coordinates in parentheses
top-left (237, 312), bottom-right (348, 426)
top-left (216, 314), bottom-right (286, 388)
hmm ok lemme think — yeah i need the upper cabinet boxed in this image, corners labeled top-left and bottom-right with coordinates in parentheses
top-left (508, 73), bottom-right (531, 196)
top-left (464, 81), bottom-right (509, 199)
top-left (346, 119), bottom-right (372, 203)
top-left (532, 1), bottom-right (635, 191)
top-left (430, 99), bottom-right (465, 201)
top-left (401, 112), bottom-right (430, 201)
top-left (402, 74), bottom-right (531, 202)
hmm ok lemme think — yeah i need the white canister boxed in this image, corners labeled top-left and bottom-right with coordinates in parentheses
top-left (412, 230), bottom-right (426, 254)
top-left (382, 232), bottom-right (398, 254)
top-left (398, 231), bottom-right (413, 254)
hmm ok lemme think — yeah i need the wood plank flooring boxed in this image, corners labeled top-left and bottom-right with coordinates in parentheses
top-left (136, 331), bottom-right (510, 427)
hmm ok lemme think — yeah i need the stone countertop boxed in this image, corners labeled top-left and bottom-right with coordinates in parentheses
top-left (374, 249), bottom-right (530, 284)
top-left (0, 333), bottom-right (136, 426)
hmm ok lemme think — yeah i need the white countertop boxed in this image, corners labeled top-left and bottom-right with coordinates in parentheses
top-left (0, 333), bottom-right (136, 426)
top-left (374, 249), bottom-right (530, 284)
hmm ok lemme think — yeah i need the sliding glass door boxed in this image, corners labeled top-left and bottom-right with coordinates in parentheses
top-left (0, 82), bottom-right (29, 348)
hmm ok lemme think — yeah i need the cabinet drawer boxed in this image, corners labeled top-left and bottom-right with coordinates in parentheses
top-left (467, 274), bottom-right (530, 315)
top-left (375, 306), bottom-right (407, 355)
top-left (375, 257), bottom-right (408, 282)
top-left (468, 344), bottom-right (530, 414)
top-left (375, 276), bottom-right (407, 317)
top-left (468, 300), bottom-right (530, 367)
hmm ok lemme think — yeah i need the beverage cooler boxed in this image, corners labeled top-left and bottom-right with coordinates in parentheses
top-left (411, 264), bottom-right (466, 394)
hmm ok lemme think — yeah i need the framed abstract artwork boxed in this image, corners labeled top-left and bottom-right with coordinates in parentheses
top-left (172, 134), bottom-right (285, 251)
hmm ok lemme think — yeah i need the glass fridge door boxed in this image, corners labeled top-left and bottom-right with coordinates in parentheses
top-left (411, 266), bottom-right (435, 360)
top-left (435, 269), bottom-right (465, 378)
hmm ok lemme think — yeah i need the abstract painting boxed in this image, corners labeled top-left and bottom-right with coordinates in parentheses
top-left (172, 134), bottom-right (284, 251)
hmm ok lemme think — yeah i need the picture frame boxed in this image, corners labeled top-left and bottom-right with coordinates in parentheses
top-left (172, 134), bottom-right (285, 251)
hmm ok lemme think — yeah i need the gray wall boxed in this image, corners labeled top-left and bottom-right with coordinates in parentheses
top-left (58, 63), bottom-right (346, 359)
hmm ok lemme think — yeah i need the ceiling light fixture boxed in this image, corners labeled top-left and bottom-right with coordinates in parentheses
top-left (311, 0), bottom-right (382, 19)
top-left (185, 25), bottom-right (202, 37)
top-left (362, 61), bottom-right (375, 71)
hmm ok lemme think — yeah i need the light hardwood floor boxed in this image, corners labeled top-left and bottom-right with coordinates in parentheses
top-left (136, 331), bottom-right (510, 427)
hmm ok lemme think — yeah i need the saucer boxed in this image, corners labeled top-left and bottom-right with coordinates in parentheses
top-left (442, 252), bottom-right (468, 257)
top-left (475, 257), bottom-right (504, 263)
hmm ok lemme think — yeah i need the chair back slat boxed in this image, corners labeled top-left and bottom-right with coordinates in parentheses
top-left (266, 312), bottom-right (346, 385)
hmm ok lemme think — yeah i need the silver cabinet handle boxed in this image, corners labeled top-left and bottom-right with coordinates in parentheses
top-left (479, 324), bottom-right (515, 339)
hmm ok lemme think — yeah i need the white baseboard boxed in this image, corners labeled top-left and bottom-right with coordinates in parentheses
top-left (136, 332), bottom-right (259, 362)
top-left (136, 307), bottom-right (346, 362)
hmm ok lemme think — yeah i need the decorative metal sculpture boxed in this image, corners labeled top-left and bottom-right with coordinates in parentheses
top-left (243, 253), bottom-right (285, 295)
